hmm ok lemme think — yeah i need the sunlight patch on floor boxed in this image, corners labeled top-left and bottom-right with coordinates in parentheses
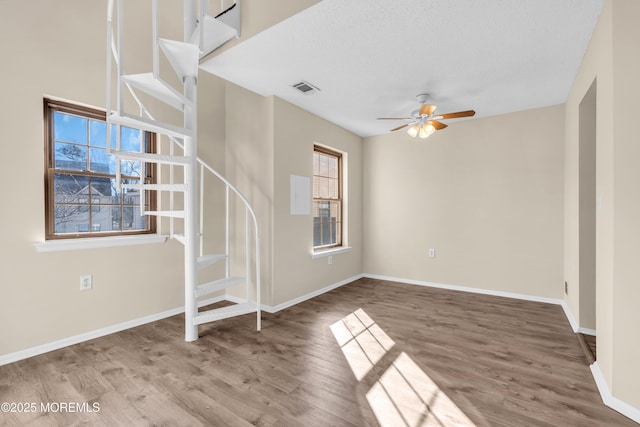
top-left (367, 352), bottom-right (476, 427)
top-left (331, 309), bottom-right (476, 427)
top-left (330, 308), bottom-right (395, 380)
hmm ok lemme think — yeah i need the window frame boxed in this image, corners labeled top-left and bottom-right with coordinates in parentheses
top-left (44, 98), bottom-right (156, 240)
top-left (313, 144), bottom-right (343, 251)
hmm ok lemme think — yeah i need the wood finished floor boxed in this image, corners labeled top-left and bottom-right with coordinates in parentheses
top-left (1, 277), bottom-right (636, 426)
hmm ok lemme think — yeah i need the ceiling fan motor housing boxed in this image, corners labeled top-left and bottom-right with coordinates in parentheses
top-left (416, 93), bottom-right (430, 104)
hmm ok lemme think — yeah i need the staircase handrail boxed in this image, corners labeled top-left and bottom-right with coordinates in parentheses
top-left (105, 0), bottom-right (261, 325)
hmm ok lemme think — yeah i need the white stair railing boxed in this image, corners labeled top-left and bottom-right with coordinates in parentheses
top-left (105, 0), bottom-right (260, 340)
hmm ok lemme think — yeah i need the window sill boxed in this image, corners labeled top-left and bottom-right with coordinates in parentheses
top-left (34, 234), bottom-right (168, 253)
top-left (311, 246), bottom-right (352, 259)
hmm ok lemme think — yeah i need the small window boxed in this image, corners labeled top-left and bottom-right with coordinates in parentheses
top-left (313, 145), bottom-right (342, 249)
top-left (44, 98), bottom-right (156, 239)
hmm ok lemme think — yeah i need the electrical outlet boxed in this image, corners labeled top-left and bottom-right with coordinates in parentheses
top-left (328, 256), bottom-right (333, 265)
top-left (565, 281), bottom-right (568, 295)
top-left (428, 248), bottom-right (436, 258)
top-left (80, 275), bottom-right (92, 291)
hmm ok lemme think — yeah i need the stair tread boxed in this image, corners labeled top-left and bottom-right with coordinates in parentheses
top-left (110, 150), bottom-right (190, 165)
top-left (158, 38), bottom-right (200, 81)
top-left (122, 73), bottom-right (188, 111)
top-left (197, 253), bottom-right (226, 270)
top-left (145, 210), bottom-right (185, 218)
top-left (191, 15), bottom-right (237, 58)
top-left (193, 301), bottom-right (256, 325)
top-left (122, 183), bottom-right (187, 191)
top-left (108, 112), bottom-right (192, 139)
top-left (196, 276), bottom-right (244, 298)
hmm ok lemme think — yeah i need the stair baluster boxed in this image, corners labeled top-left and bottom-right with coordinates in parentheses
top-left (105, 0), bottom-right (260, 341)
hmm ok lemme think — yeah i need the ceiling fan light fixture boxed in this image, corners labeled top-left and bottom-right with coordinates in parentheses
top-left (418, 126), bottom-right (428, 139)
top-left (425, 123), bottom-right (436, 137)
top-left (407, 124), bottom-right (420, 138)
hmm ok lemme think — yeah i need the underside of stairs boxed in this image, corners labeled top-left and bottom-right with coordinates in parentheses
top-left (106, 0), bottom-right (260, 341)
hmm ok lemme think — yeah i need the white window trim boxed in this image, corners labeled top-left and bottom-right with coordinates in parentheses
top-left (311, 246), bottom-right (352, 259)
top-left (34, 234), bottom-right (168, 253)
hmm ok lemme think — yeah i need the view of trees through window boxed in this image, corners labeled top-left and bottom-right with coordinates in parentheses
top-left (313, 146), bottom-right (342, 249)
top-left (45, 99), bottom-right (155, 238)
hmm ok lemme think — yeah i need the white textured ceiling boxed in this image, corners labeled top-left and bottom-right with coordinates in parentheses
top-left (200, 0), bottom-right (603, 137)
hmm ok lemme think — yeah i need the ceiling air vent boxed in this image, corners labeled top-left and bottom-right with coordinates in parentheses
top-left (292, 80), bottom-right (320, 95)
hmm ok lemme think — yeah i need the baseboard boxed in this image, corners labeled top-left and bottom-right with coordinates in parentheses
top-left (590, 362), bottom-right (640, 423)
top-left (560, 300), bottom-right (580, 332)
top-left (0, 296), bottom-right (225, 367)
top-left (578, 327), bottom-right (597, 336)
top-left (364, 274), bottom-right (564, 306)
top-left (258, 274), bottom-right (365, 313)
top-left (558, 300), bottom-right (596, 335)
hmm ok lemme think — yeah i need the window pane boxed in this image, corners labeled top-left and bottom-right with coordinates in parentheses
top-left (54, 204), bottom-right (90, 234)
top-left (122, 188), bottom-right (141, 206)
top-left (330, 200), bottom-right (339, 220)
top-left (54, 174), bottom-right (89, 203)
top-left (319, 154), bottom-right (329, 176)
top-left (91, 205), bottom-right (114, 232)
top-left (317, 177), bottom-right (329, 198)
top-left (328, 157), bottom-right (338, 178)
top-left (90, 176), bottom-right (114, 201)
top-left (89, 147), bottom-right (116, 174)
top-left (120, 160), bottom-right (142, 177)
top-left (121, 127), bottom-right (142, 152)
top-left (95, 178), bottom-right (121, 204)
top-left (90, 120), bottom-right (107, 147)
top-left (109, 124), bottom-right (118, 148)
top-left (313, 152), bottom-right (320, 175)
top-left (54, 112), bottom-right (87, 144)
top-left (55, 142), bottom-right (87, 171)
top-left (122, 206), bottom-right (147, 230)
top-left (328, 178), bottom-right (338, 198)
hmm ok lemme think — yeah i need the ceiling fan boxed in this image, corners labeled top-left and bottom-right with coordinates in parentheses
top-left (377, 94), bottom-right (475, 139)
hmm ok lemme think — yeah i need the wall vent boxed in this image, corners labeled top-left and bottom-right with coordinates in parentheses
top-left (292, 80), bottom-right (320, 95)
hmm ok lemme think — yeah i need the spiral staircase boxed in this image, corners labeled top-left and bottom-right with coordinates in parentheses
top-left (105, 0), bottom-right (260, 341)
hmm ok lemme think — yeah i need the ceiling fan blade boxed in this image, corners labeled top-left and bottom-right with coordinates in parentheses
top-left (390, 123), bottom-right (410, 132)
top-left (430, 120), bottom-right (448, 130)
top-left (438, 110), bottom-right (476, 119)
top-left (419, 104), bottom-right (437, 116)
top-left (377, 117), bottom-right (413, 120)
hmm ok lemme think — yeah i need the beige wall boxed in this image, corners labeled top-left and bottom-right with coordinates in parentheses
top-left (224, 89), bottom-right (363, 307)
top-left (565, 0), bottom-right (640, 408)
top-left (364, 106), bottom-right (565, 299)
top-left (224, 84), bottom-right (275, 304)
top-left (272, 98), bottom-right (363, 306)
top-left (610, 0), bottom-right (640, 408)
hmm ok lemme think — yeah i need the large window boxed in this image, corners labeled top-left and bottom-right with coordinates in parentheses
top-left (44, 98), bottom-right (156, 239)
top-left (313, 145), bottom-right (342, 249)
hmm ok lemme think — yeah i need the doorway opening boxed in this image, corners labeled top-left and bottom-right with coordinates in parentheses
top-left (578, 78), bottom-right (597, 359)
